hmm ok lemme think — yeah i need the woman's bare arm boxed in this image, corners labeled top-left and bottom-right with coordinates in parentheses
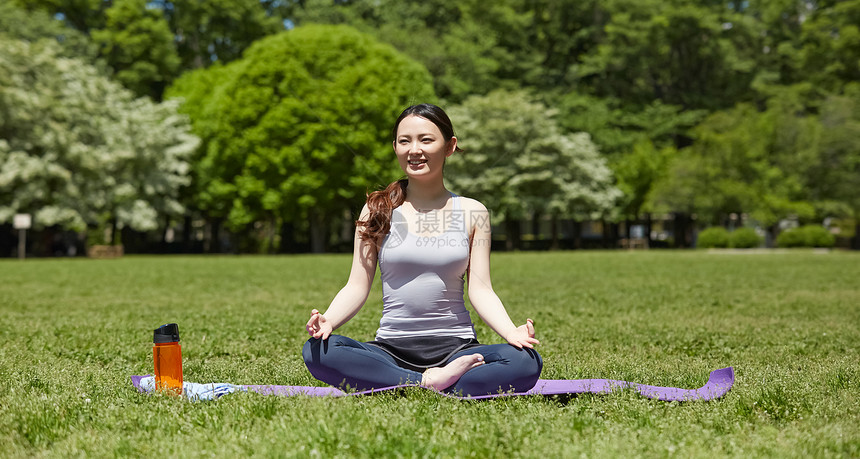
top-left (306, 205), bottom-right (378, 339)
top-left (463, 199), bottom-right (538, 349)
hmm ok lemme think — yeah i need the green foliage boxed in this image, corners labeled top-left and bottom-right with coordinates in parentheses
top-left (695, 227), bottom-right (730, 249)
top-left (775, 226), bottom-right (805, 248)
top-left (653, 87), bottom-right (860, 227)
top-left (162, 0), bottom-right (285, 71)
top-left (1, 253), bottom-right (859, 456)
top-left (289, 0), bottom-right (860, 235)
top-left (0, 37), bottom-right (197, 232)
top-left (6, 0), bottom-right (860, 251)
top-left (516, 0), bottom-right (603, 89)
top-left (12, 0), bottom-right (107, 31)
top-left (809, 225), bottom-right (834, 248)
top-left (15, 0), bottom-right (286, 99)
top-left (611, 139), bottom-right (677, 219)
top-left (553, 96), bottom-right (704, 222)
top-left (166, 24), bottom-right (435, 236)
top-left (445, 90), bottom-right (620, 222)
top-left (729, 227), bottom-right (761, 249)
top-left (292, 0), bottom-right (523, 102)
top-left (777, 225), bottom-right (836, 248)
top-left (653, 101), bottom-right (817, 226)
top-left (0, 0), bottom-right (97, 60)
top-left (555, 94), bottom-right (706, 157)
top-left (797, 0), bottom-right (860, 94)
top-left (91, 0), bottom-right (181, 99)
top-left (85, 219), bottom-right (122, 247)
top-left (806, 87), bottom-right (860, 219)
top-left (742, 0), bottom-right (807, 90)
top-left (578, 0), bottom-right (758, 111)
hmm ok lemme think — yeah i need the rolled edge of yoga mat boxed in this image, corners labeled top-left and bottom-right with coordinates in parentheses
top-left (464, 366), bottom-right (735, 401)
top-left (132, 367), bottom-right (734, 402)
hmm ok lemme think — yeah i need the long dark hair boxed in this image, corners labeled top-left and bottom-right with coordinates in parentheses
top-left (357, 104), bottom-right (461, 245)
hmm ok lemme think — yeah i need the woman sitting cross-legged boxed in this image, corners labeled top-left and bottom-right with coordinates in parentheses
top-left (302, 103), bottom-right (542, 396)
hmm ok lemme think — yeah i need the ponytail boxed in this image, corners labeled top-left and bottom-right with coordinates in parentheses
top-left (357, 178), bottom-right (408, 245)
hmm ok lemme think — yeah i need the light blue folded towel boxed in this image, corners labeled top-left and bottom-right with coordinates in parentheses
top-left (138, 376), bottom-right (246, 401)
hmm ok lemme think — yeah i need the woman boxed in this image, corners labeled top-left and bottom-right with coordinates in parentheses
top-left (303, 103), bottom-right (542, 396)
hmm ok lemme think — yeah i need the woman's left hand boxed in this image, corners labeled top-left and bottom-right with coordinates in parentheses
top-left (505, 318), bottom-right (539, 349)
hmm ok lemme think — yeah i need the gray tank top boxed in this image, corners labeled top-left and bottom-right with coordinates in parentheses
top-left (376, 195), bottom-right (476, 340)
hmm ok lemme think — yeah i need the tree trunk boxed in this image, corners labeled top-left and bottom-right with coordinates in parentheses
top-left (612, 221), bottom-right (620, 248)
top-left (853, 222), bottom-right (860, 250)
top-left (266, 218), bottom-right (277, 254)
top-left (601, 218), bottom-right (616, 249)
top-left (766, 224), bottom-right (778, 248)
top-left (209, 218), bottom-right (222, 253)
top-left (673, 213), bottom-right (691, 248)
top-left (572, 220), bottom-right (582, 250)
top-left (183, 215), bottom-right (193, 253)
top-left (309, 209), bottom-right (328, 254)
top-left (531, 211), bottom-right (541, 242)
top-left (0, 223), bottom-right (14, 258)
top-left (550, 215), bottom-right (560, 250)
top-left (644, 212), bottom-right (653, 246)
top-left (202, 221), bottom-right (211, 254)
top-left (110, 216), bottom-right (119, 246)
top-left (504, 218), bottom-right (521, 251)
top-left (279, 221), bottom-right (296, 254)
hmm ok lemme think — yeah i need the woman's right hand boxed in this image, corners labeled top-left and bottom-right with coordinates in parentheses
top-left (306, 309), bottom-right (333, 340)
top-left (504, 318), bottom-right (539, 349)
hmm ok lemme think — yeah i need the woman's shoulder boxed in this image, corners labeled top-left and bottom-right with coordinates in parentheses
top-left (454, 196), bottom-right (491, 237)
top-left (455, 195), bottom-right (488, 213)
top-left (358, 202), bottom-right (372, 220)
top-left (455, 196), bottom-right (489, 228)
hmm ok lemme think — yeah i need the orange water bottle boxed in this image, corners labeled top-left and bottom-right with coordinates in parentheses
top-left (153, 323), bottom-right (183, 394)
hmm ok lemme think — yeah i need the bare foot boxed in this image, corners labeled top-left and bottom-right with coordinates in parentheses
top-left (421, 354), bottom-right (485, 391)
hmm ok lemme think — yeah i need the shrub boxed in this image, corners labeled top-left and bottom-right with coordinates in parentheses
top-left (696, 227), bottom-right (730, 248)
top-left (801, 225), bottom-right (836, 248)
top-left (776, 225), bottom-right (836, 248)
top-left (776, 227), bottom-right (805, 248)
top-left (729, 227), bottom-right (762, 248)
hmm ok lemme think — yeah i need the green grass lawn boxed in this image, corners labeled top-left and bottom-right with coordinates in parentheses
top-left (1, 251), bottom-right (858, 457)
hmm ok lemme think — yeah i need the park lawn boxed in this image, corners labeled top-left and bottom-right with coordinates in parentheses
top-left (0, 251), bottom-right (858, 457)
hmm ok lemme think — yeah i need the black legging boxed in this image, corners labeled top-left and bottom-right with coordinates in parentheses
top-left (303, 335), bottom-right (542, 396)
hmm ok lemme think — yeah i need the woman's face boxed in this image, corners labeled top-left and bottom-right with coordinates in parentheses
top-left (393, 115), bottom-right (457, 180)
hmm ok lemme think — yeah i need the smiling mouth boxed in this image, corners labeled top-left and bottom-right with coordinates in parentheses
top-left (408, 159), bottom-right (427, 166)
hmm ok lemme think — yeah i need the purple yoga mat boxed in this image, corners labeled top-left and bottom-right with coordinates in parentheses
top-left (132, 366), bottom-right (734, 402)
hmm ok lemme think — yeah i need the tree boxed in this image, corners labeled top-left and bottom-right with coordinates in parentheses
top-left (166, 24), bottom-right (436, 253)
top-left (158, 0), bottom-right (285, 70)
top-left (91, 0), bottom-right (181, 99)
top-left (578, 0), bottom-right (758, 111)
top-left (11, 0), bottom-right (107, 32)
top-left (805, 86), bottom-right (860, 247)
top-left (0, 37), bottom-right (197, 243)
top-left (445, 90), bottom-right (620, 249)
top-left (0, 0), bottom-right (97, 61)
top-left (291, 0), bottom-right (528, 103)
top-left (508, 0), bottom-right (604, 89)
top-left (742, 0), bottom-right (808, 91)
top-left (650, 100), bottom-right (819, 243)
top-left (612, 139), bottom-right (675, 219)
top-left (14, 0), bottom-right (286, 100)
top-left (796, 0), bottom-right (860, 94)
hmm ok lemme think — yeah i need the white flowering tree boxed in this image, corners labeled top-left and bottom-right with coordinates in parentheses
top-left (0, 37), bottom-right (198, 244)
top-left (446, 90), bottom-right (621, 249)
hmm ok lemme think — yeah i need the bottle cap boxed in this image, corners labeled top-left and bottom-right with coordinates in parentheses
top-left (153, 323), bottom-right (180, 343)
